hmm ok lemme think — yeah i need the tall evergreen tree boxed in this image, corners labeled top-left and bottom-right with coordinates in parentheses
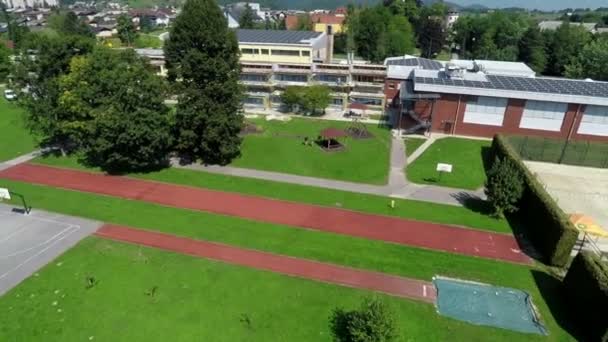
top-left (238, 3), bottom-right (255, 29)
top-left (518, 27), bottom-right (547, 73)
top-left (164, 0), bottom-right (243, 165)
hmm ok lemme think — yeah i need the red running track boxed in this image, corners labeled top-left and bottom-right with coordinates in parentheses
top-left (0, 163), bottom-right (530, 264)
top-left (96, 224), bottom-right (437, 303)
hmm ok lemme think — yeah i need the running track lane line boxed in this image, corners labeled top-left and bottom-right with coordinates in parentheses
top-left (95, 224), bottom-right (437, 303)
top-left (0, 163), bottom-right (531, 264)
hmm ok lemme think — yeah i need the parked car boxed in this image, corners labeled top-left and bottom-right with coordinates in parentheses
top-left (4, 89), bottom-right (16, 100)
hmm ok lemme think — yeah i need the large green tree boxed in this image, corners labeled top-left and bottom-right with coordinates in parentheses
top-left (330, 297), bottom-right (399, 342)
top-left (565, 37), bottom-right (608, 81)
top-left (238, 3), bottom-right (256, 29)
top-left (48, 11), bottom-right (93, 37)
top-left (518, 27), bottom-right (547, 73)
top-left (385, 16), bottom-right (415, 57)
top-left (117, 14), bottom-right (138, 46)
top-left (164, 0), bottom-right (243, 165)
top-left (11, 33), bottom-right (95, 150)
top-left (0, 43), bottom-right (11, 82)
top-left (57, 48), bottom-right (172, 173)
top-left (546, 23), bottom-right (591, 76)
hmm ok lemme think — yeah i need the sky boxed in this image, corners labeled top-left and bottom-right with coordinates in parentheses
top-left (450, 0), bottom-right (607, 11)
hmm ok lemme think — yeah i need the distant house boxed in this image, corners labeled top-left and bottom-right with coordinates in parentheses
top-left (286, 11), bottom-right (345, 34)
top-left (94, 27), bottom-right (113, 39)
top-left (538, 20), bottom-right (599, 34)
top-left (223, 2), bottom-right (266, 29)
top-left (445, 9), bottom-right (459, 29)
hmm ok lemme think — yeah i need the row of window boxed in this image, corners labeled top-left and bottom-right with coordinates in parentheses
top-left (240, 48), bottom-right (310, 57)
top-left (462, 96), bottom-right (608, 135)
top-left (242, 96), bottom-right (375, 107)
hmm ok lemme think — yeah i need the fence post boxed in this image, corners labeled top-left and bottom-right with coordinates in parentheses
top-left (558, 138), bottom-right (569, 164)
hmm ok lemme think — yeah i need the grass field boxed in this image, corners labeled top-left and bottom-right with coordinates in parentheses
top-left (33, 155), bottom-right (510, 233)
top-left (407, 137), bottom-right (490, 190)
top-left (405, 137), bottom-right (426, 156)
top-left (0, 95), bottom-right (37, 162)
top-left (232, 118), bottom-right (391, 184)
top-left (0, 238), bottom-right (568, 341)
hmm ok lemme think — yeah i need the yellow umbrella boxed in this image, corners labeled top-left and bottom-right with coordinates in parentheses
top-left (569, 214), bottom-right (608, 238)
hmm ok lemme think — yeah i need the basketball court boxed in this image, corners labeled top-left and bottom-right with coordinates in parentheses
top-left (0, 202), bottom-right (101, 296)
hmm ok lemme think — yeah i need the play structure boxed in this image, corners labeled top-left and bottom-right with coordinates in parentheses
top-left (317, 128), bottom-right (347, 152)
top-left (346, 118), bottom-right (374, 139)
top-left (433, 277), bottom-right (547, 335)
top-left (240, 121), bottom-right (264, 136)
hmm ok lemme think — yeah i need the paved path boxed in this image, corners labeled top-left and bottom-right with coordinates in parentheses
top-left (0, 204), bottom-right (101, 295)
top-left (0, 149), bottom-right (48, 172)
top-left (388, 136), bottom-right (408, 188)
top-left (0, 163), bottom-right (530, 264)
top-left (96, 224), bottom-right (437, 302)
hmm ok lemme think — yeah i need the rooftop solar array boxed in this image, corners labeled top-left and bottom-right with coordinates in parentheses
top-left (236, 29), bottom-right (323, 45)
top-left (386, 57), bottom-right (443, 70)
top-left (414, 73), bottom-right (608, 98)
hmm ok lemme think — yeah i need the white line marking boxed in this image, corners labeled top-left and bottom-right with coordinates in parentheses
top-left (423, 284), bottom-right (427, 297)
top-left (0, 224), bottom-right (32, 243)
top-left (0, 225), bottom-right (79, 258)
top-left (0, 226), bottom-right (81, 280)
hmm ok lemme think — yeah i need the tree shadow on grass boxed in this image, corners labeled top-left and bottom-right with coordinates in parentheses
top-left (451, 192), bottom-right (492, 216)
top-left (531, 270), bottom-right (584, 341)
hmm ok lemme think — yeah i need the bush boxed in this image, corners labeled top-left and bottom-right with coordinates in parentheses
top-left (562, 251), bottom-right (608, 341)
top-left (488, 135), bottom-right (579, 267)
top-left (330, 297), bottom-right (398, 342)
top-left (485, 156), bottom-right (524, 216)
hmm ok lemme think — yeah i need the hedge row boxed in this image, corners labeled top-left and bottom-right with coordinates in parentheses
top-left (489, 135), bottom-right (579, 267)
top-left (562, 251), bottom-right (608, 342)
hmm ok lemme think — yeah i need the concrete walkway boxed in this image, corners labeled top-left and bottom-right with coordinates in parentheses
top-left (0, 149), bottom-right (49, 172)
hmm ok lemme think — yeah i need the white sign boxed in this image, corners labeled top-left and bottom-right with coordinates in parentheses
top-left (0, 188), bottom-right (10, 200)
top-left (436, 163), bottom-right (453, 173)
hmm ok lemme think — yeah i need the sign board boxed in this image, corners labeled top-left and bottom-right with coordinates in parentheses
top-left (436, 163), bottom-right (453, 173)
top-left (0, 188), bottom-right (10, 200)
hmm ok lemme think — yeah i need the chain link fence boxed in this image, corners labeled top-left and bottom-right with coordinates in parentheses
top-left (506, 136), bottom-right (608, 169)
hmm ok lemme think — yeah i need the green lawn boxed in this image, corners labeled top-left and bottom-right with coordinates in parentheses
top-left (0, 94), bottom-right (37, 162)
top-left (407, 137), bottom-right (490, 190)
top-left (232, 118), bottom-right (391, 184)
top-left (33, 155), bottom-right (510, 233)
top-left (0, 238), bottom-right (567, 341)
top-left (405, 137), bottom-right (426, 156)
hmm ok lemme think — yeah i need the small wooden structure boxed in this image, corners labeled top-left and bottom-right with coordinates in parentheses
top-left (317, 127), bottom-right (347, 151)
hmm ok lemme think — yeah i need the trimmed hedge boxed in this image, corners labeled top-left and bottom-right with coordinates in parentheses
top-left (562, 251), bottom-right (608, 342)
top-left (489, 135), bottom-right (578, 267)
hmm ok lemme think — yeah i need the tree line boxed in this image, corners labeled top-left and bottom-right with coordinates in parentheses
top-left (453, 11), bottom-right (608, 80)
top-left (10, 0), bottom-right (243, 173)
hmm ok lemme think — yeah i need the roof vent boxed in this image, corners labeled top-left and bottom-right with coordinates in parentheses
top-left (445, 63), bottom-right (464, 79)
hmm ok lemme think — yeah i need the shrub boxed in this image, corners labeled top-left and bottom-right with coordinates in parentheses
top-left (485, 156), bottom-right (524, 217)
top-left (488, 135), bottom-right (579, 267)
top-left (330, 297), bottom-right (398, 342)
top-left (562, 251), bottom-right (608, 341)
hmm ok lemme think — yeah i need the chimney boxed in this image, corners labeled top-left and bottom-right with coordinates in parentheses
top-left (325, 25), bottom-right (334, 63)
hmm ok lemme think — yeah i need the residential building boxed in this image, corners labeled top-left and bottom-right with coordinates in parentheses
top-left (386, 56), bottom-right (608, 141)
top-left (223, 2), bottom-right (267, 29)
top-left (285, 11), bottom-right (345, 34)
top-left (1, 0), bottom-right (57, 8)
top-left (445, 9), bottom-right (459, 29)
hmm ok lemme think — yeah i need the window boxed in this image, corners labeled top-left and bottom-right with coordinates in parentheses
top-left (388, 83), bottom-right (395, 89)
top-left (261, 49), bottom-right (269, 55)
top-left (463, 96), bottom-right (507, 126)
top-left (241, 48), bottom-right (255, 54)
top-left (242, 97), bottom-right (264, 106)
top-left (276, 74), bottom-right (308, 82)
top-left (578, 105), bottom-right (608, 136)
top-left (301, 50), bottom-right (310, 57)
top-left (331, 98), bottom-right (344, 106)
top-left (317, 74), bottom-right (346, 83)
top-left (240, 74), bottom-right (267, 82)
top-left (351, 97), bottom-right (382, 106)
top-left (271, 50), bottom-right (300, 56)
top-left (520, 100), bottom-right (567, 131)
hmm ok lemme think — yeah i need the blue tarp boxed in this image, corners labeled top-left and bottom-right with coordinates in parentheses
top-left (434, 277), bottom-right (548, 335)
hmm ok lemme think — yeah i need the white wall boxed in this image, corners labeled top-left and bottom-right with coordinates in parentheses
top-left (578, 105), bottom-right (608, 137)
top-left (520, 100), bottom-right (567, 132)
top-left (463, 96), bottom-right (507, 126)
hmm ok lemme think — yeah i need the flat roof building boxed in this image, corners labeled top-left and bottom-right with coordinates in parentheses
top-left (237, 29), bottom-right (329, 64)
